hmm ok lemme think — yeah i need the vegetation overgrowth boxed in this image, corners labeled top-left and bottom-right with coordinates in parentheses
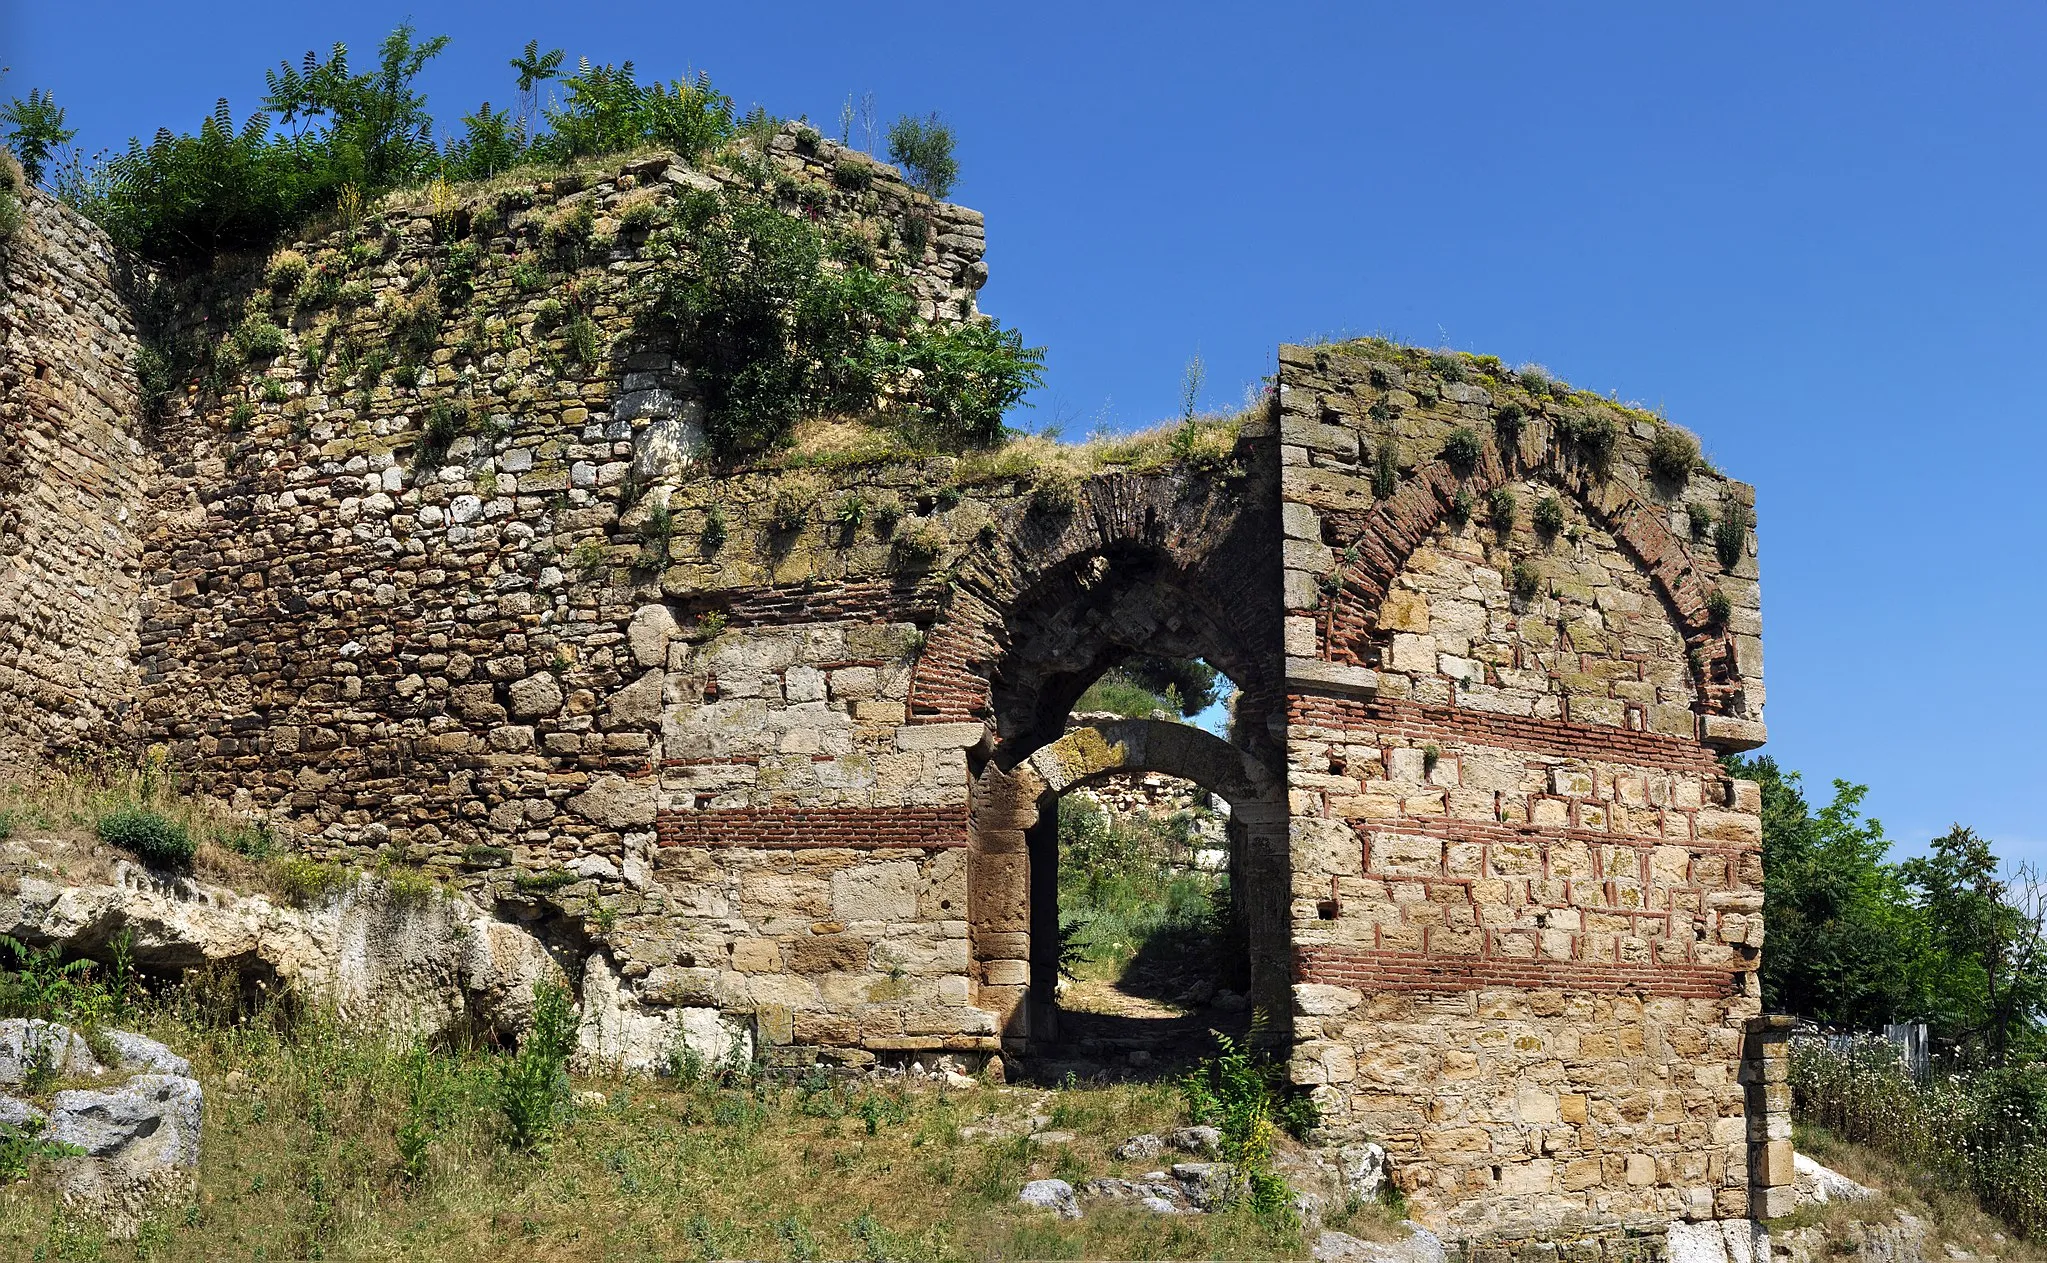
top-left (1, 26), bottom-right (1048, 466)
top-left (0, 961), bottom-right (1327, 1260)
top-left (1793, 1036), bottom-right (2047, 1239)
top-left (1733, 755), bottom-right (2047, 1067)
top-left (1056, 795), bottom-right (1228, 985)
top-left (0, 25), bottom-right (955, 275)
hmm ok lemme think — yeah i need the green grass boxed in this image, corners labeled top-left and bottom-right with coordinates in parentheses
top-left (0, 990), bottom-right (1305, 1261)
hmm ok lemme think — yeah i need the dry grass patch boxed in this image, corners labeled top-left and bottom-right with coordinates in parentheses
top-left (1794, 1125), bottom-right (2044, 1262)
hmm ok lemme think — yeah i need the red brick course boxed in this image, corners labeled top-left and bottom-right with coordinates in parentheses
top-left (654, 806), bottom-right (969, 849)
top-left (1296, 943), bottom-right (1739, 998)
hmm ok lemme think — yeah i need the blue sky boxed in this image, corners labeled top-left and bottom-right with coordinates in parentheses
top-left (6, 3), bottom-right (2044, 865)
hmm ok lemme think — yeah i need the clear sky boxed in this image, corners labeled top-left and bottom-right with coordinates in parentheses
top-left (6, 3), bottom-right (2043, 865)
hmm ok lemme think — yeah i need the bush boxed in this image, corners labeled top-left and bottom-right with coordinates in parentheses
top-left (1704, 588), bottom-right (1733, 625)
top-left (1371, 441), bottom-right (1399, 499)
top-left (264, 249), bottom-right (309, 293)
top-left (1686, 501), bottom-right (1713, 539)
top-left (0, 174), bottom-right (21, 246)
top-left (416, 398), bottom-right (467, 467)
top-left (233, 316), bottom-right (289, 361)
top-left (1714, 499), bottom-right (1750, 568)
top-left (1794, 1038), bottom-right (2047, 1238)
top-left (832, 158), bottom-right (872, 191)
top-left (1439, 427), bottom-right (1482, 472)
top-left (1493, 401), bottom-right (1525, 447)
top-left (885, 113), bottom-right (958, 199)
top-left (531, 63), bottom-right (734, 166)
top-left (1488, 486), bottom-right (1517, 532)
top-left (1648, 426), bottom-right (1699, 485)
top-left (1559, 410), bottom-right (1617, 474)
top-left (95, 806), bottom-right (195, 867)
top-left (278, 857), bottom-right (352, 906)
top-left (1509, 559), bottom-right (1541, 600)
top-left (1058, 795), bottom-right (1226, 981)
top-left (1532, 493), bottom-right (1565, 537)
top-left (1180, 1031), bottom-right (1317, 1228)
top-left (85, 27), bottom-right (449, 270)
top-left (640, 194), bottom-right (1040, 459)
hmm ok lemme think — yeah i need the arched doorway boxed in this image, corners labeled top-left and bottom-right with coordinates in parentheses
top-left (1010, 717), bottom-right (1287, 1067)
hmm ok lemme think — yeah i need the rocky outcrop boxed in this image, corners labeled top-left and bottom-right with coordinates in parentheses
top-left (0, 1020), bottom-right (203, 1237)
top-left (0, 858), bottom-right (568, 1043)
top-left (0, 840), bottom-right (750, 1068)
top-left (41, 1073), bottom-right (203, 1232)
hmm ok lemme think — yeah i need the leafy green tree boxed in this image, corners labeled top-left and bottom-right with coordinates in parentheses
top-left (1731, 755), bottom-right (1938, 1031)
top-left (1122, 656), bottom-right (1224, 716)
top-left (262, 25), bottom-right (449, 193)
top-left (533, 61), bottom-right (734, 165)
top-left (445, 102), bottom-right (523, 182)
top-left (102, 101), bottom-right (308, 268)
top-left (1902, 828), bottom-right (2047, 1067)
top-left (0, 89), bottom-right (77, 186)
top-left (509, 40), bottom-right (565, 134)
top-left (886, 112), bottom-right (958, 198)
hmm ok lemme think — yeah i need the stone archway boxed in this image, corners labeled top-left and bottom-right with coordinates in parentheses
top-left (970, 717), bottom-right (1290, 1058)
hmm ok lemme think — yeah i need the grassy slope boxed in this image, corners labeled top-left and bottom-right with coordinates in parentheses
top-left (0, 1008), bottom-right (1319, 1261)
top-left (1788, 1125), bottom-right (2043, 1263)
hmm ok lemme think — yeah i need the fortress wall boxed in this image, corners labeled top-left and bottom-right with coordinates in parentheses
top-left (0, 187), bottom-right (151, 773)
top-left (118, 132), bottom-right (1007, 1059)
top-left (1276, 343), bottom-right (1767, 1234)
top-left (0, 135), bottom-right (1782, 1236)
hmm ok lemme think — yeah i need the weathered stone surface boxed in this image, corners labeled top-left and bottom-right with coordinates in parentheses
top-left (1018, 1178), bottom-right (1081, 1219)
top-left (569, 775), bottom-right (658, 827)
top-left (0, 1018), bottom-right (104, 1083)
top-left (98, 1031), bottom-right (192, 1078)
top-left (42, 1073), bottom-right (204, 1233)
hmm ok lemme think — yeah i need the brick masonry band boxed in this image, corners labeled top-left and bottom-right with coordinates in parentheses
top-left (1295, 944), bottom-right (1741, 998)
top-left (654, 806), bottom-right (970, 849)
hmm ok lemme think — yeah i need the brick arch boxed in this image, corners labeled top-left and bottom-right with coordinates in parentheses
top-left (905, 464), bottom-right (1286, 770)
top-left (1317, 435), bottom-right (1745, 718)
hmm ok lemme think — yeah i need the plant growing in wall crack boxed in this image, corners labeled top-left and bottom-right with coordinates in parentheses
top-left (1440, 426), bottom-right (1483, 473)
top-left (1533, 493), bottom-right (1565, 539)
top-left (1510, 559), bottom-right (1541, 601)
top-left (1489, 486), bottom-right (1517, 533)
top-left (1371, 441), bottom-right (1399, 499)
top-left (1714, 499), bottom-right (1750, 568)
top-left (1705, 587), bottom-right (1733, 626)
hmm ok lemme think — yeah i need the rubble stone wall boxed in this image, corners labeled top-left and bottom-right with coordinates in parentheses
top-left (0, 188), bottom-right (151, 774)
top-left (1276, 343), bottom-right (1767, 1235)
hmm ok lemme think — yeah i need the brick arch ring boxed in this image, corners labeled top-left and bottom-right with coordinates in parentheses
top-left (904, 470), bottom-right (1281, 740)
top-left (1319, 437), bottom-right (1743, 714)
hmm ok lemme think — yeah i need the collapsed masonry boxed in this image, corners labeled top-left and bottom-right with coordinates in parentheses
top-left (0, 128), bottom-right (1775, 1239)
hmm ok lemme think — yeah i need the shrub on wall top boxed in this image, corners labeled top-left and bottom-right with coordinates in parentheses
top-left (885, 113), bottom-right (958, 199)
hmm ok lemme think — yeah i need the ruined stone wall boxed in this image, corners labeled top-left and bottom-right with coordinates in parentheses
top-left (0, 137), bottom-right (1779, 1239)
top-left (118, 129), bottom-right (1008, 1062)
top-left (0, 188), bottom-right (151, 774)
top-left (1276, 342), bottom-right (1766, 1235)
